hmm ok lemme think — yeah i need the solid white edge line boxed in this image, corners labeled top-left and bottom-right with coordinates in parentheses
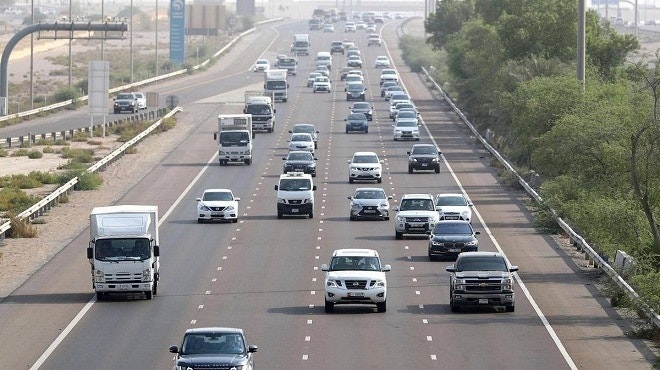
top-left (31, 144), bottom-right (220, 369)
top-left (383, 21), bottom-right (578, 370)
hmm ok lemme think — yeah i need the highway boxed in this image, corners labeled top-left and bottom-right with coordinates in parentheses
top-left (0, 18), bottom-right (655, 369)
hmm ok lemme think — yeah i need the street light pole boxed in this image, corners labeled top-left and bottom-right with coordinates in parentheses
top-left (30, 0), bottom-right (34, 109)
top-left (130, 0), bottom-right (134, 84)
top-left (101, 0), bottom-right (104, 60)
top-left (155, 0), bottom-right (159, 77)
top-left (68, 0), bottom-right (72, 87)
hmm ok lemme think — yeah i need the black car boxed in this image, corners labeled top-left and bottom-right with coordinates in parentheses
top-left (428, 220), bottom-right (480, 260)
top-left (169, 327), bottom-right (257, 370)
top-left (346, 82), bottom-right (367, 101)
top-left (345, 113), bottom-right (368, 133)
top-left (113, 92), bottom-right (138, 114)
top-left (283, 151), bottom-right (318, 177)
top-left (350, 102), bottom-right (373, 121)
top-left (407, 144), bottom-right (441, 173)
top-left (330, 41), bottom-right (345, 54)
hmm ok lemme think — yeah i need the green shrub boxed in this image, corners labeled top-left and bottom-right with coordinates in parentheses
top-left (0, 148), bottom-right (7, 157)
top-left (6, 212), bottom-right (38, 238)
top-left (11, 148), bottom-right (30, 157)
top-left (27, 150), bottom-right (43, 159)
top-left (31, 171), bottom-right (59, 184)
top-left (60, 147), bottom-right (94, 163)
top-left (0, 188), bottom-right (41, 213)
top-left (75, 171), bottom-right (103, 190)
top-left (160, 117), bottom-right (177, 132)
top-left (72, 131), bottom-right (89, 142)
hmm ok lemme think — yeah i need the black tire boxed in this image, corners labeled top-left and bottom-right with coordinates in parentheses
top-left (365, 128), bottom-right (368, 133)
top-left (219, 160), bottom-right (226, 166)
top-left (346, 129), bottom-right (349, 133)
top-left (232, 218), bottom-right (238, 223)
top-left (96, 292), bottom-right (106, 301)
top-left (153, 280), bottom-right (158, 296)
top-left (384, 216), bottom-right (390, 220)
top-left (350, 215), bottom-right (356, 221)
top-left (395, 231), bottom-right (403, 240)
top-left (435, 166), bottom-right (440, 173)
top-left (197, 218), bottom-right (204, 224)
top-left (408, 166), bottom-right (413, 174)
top-left (450, 298), bottom-right (460, 312)
top-left (349, 178), bottom-right (354, 184)
top-left (377, 178), bottom-right (382, 183)
top-left (505, 304), bottom-right (515, 313)
top-left (325, 300), bottom-right (334, 313)
top-left (376, 301), bottom-right (387, 313)
top-left (277, 212), bottom-right (283, 219)
top-left (309, 212), bottom-right (314, 219)
top-left (145, 291), bottom-right (152, 300)
top-left (245, 159), bottom-right (252, 165)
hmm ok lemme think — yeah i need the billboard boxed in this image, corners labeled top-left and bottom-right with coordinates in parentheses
top-left (170, 0), bottom-right (186, 65)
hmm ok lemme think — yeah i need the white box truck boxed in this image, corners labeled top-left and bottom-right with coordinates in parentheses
top-left (243, 91), bottom-right (275, 133)
top-left (214, 114), bottom-right (253, 165)
top-left (264, 69), bottom-right (289, 102)
top-left (87, 205), bottom-right (160, 300)
top-left (291, 33), bottom-right (310, 55)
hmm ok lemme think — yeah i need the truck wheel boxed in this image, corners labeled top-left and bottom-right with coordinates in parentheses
top-left (324, 300), bottom-right (334, 313)
top-left (349, 178), bottom-right (354, 184)
top-left (450, 296), bottom-right (460, 312)
top-left (245, 159), bottom-right (252, 165)
top-left (96, 292), bottom-right (106, 301)
top-left (153, 281), bottom-right (158, 296)
top-left (505, 304), bottom-right (515, 313)
top-left (395, 231), bottom-right (403, 240)
top-left (197, 218), bottom-right (204, 224)
top-left (376, 301), bottom-right (387, 313)
top-left (145, 291), bottom-right (152, 300)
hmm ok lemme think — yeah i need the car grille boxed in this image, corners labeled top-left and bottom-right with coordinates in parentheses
top-left (415, 157), bottom-right (433, 163)
top-left (464, 279), bottom-right (502, 292)
top-left (289, 199), bottom-right (302, 204)
top-left (182, 365), bottom-right (236, 370)
top-left (210, 206), bottom-right (226, 211)
top-left (405, 217), bottom-right (428, 223)
top-left (356, 167), bottom-right (376, 171)
top-left (342, 279), bottom-right (368, 289)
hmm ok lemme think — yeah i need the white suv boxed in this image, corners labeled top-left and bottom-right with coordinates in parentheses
top-left (321, 249), bottom-right (391, 313)
top-left (393, 193), bottom-right (439, 239)
top-left (348, 151), bottom-right (384, 183)
top-left (274, 172), bottom-right (316, 219)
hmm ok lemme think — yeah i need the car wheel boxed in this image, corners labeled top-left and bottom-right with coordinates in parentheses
top-left (365, 129), bottom-right (368, 133)
top-left (309, 212), bottom-right (314, 219)
top-left (197, 218), bottom-right (204, 224)
top-left (277, 212), bottom-right (283, 219)
top-left (219, 160), bottom-right (226, 166)
top-left (505, 304), bottom-right (515, 313)
top-left (245, 159), bottom-right (252, 165)
top-left (346, 129), bottom-right (349, 133)
top-left (232, 218), bottom-right (238, 223)
top-left (349, 178), bottom-right (354, 184)
top-left (325, 300), bottom-right (334, 313)
top-left (350, 215), bottom-right (356, 221)
top-left (395, 231), bottom-right (403, 240)
top-left (408, 166), bottom-right (413, 174)
top-left (435, 166), bottom-right (440, 173)
top-left (376, 301), bottom-right (387, 313)
top-left (450, 296), bottom-right (460, 312)
top-left (377, 178), bottom-right (382, 183)
top-left (313, 90), bottom-right (316, 93)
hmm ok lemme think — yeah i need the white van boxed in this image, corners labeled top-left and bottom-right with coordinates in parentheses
top-left (274, 172), bottom-right (316, 219)
top-left (316, 51), bottom-right (332, 70)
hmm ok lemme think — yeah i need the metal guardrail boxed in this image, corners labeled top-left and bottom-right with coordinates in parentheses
top-left (0, 107), bottom-right (182, 240)
top-left (421, 66), bottom-right (660, 329)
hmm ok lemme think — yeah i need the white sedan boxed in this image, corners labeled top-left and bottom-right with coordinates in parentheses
top-left (288, 133), bottom-right (315, 153)
top-left (253, 59), bottom-right (270, 72)
top-left (374, 56), bottom-right (390, 68)
top-left (392, 120), bottom-right (420, 141)
top-left (196, 189), bottom-right (240, 223)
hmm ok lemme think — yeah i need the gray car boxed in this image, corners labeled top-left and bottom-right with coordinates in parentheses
top-left (349, 102), bottom-right (373, 121)
top-left (345, 113), bottom-right (368, 133)
top-left (346, 82), bottom-right (367, 101)
top-left (348, 187), bottom-right (392, 220)
top-left (428, 220), bottom-right (480, 260)
top-left (283, 151), bottom-right (317, 177)
top-left (290, 123), bottom-right (319, 149)
top-left (169, 327), bottom-right (258, 370)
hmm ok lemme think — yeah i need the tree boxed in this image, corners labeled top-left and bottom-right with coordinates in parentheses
top-left (424, 0), bottom-right (475, 50)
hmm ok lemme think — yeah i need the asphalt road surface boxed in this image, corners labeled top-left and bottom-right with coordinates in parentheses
top-left (0, 18), bottom-right (656, 370)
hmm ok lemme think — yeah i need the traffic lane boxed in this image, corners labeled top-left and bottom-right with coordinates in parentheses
top-left (383, 22), bottom-right (655, 367)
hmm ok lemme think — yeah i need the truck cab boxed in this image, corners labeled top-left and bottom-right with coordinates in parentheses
top-left (214, 114), bottom-right (253, 165)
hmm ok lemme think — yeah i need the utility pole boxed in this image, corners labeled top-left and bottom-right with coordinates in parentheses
top-left (68, 0), bottom-right (72, 87)
top-left (30, 0), bottom-right (34, 109)
top-left (130, 0), bottom-right (134, 83)
top-left (577, 0), bottom-right (585, 90)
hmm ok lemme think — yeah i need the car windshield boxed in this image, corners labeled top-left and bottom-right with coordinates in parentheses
top-left (436, 196), bottom-right (468, 206)
top-left (292, 134), bottom-right (311, 142)
top-left (354, 189), bottom-right (386, 199)
top-left (330, 256), bottom-right (381, 271)
top-left (116, 93), bottom-right (134, 100)
top-left (347, 84), bottom-right (364, 92)
top-left (203, 192), bottom-right (233, 201)
top-left (181, 333), bottom-right (246, 355)
top-left (352, 103), bottom-right (370, 109)
top-left (433, 222), bottom-right (473, 235)
top-left (391, 94), bottom-right (409, 101)
top-left (387, 87), bottom-right (403, 92)
top-left (400, 198), bottom-right (434, 211)
top-left (287, 152), bottom-right (313, 161)
top-left (95, 238), bottom-right (150, 261)
top-left (382, 70), bottom-right (396, 75)
top-left (308, 73), bottom-right (320, 79)
top-left (279, 179), bottom-right (312, 191)
top-left (396, 121), bottom-right (417, 127)
top-left (456, 256), bottom-right (508, 272)
top-left (412, 146), bottom-right (437, 155)
top-left (346, 75), bottom-right (361, 81)
top-left (397, 111), bottom-right (416, 119)
top-left (353, 155), bottom-right (378, 163)
top-left (293, 125), bottom-right (315, 134)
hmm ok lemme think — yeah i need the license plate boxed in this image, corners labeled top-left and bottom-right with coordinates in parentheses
top-left (291, 208), bottom-right (299, 213)
top-left (409, 223), bottom-right (423, 227)
top-left (479, 298), bottom-right (489, 305)
top-left (211, 213), bottom-right (222, 216)
top-left (119, 284), bottom-right (130, 290)
top-left (348, 292), bottom-right (364, 297)
top-left (449, 249), bottom-right (461, 253)
top-left (363, 210), bottom-right (376, 214)
top-left (421, 163), bottom-right (428, 167)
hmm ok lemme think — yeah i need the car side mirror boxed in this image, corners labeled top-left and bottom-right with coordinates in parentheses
top-left (347, 196), bottom-right (352, 200)
top-left (509, 266), bottom-right (519, 272)
top-left (274, 185), bottom-right (279, 190)
top-left (445, 266), bottom-right (456, 273)
top-left (387, 196), bottom-right (393, 200)
top-left (407, 151), bottom-right (411, 155)
top-left (474, 231), bottom-right (481, 235)
top-left (196, 198), bottom-right (202, 202)
top-left (321, 264), bottom-right (329, 271)
top-left (382, 264), bottom-right (392, 272)
top-left (393, 206), bottom-right (399, 212)
top-left (282, 157), bottom-right (286, 160)
top-left (289, 130), bottom-right (293, 133)
top-left (312, 185), bottom-right (317, 191)
top-left (169, 346), bottom-right (179, 354)
top-left (235, 198), bottom-right (241, 202)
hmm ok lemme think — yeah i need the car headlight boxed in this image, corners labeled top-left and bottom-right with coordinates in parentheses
top-left (502, 277), bottom-right (513, 290)
top-left (465, 240), bottom-right (477, 246)
top-left (225, 206), bottom-right (235, 212)
top-left (199, 205), bottom-right (211, 212)
top-left (326, 280), bottom-right (339, 288)
top-left (431, 240), bottom-right (444, 246)
top-left (432, 158), bottom-right (439, 162)
top-left (374, 280), bottom-right (386, 288)
top-left (396, 215), bottom-right (405, 222)
top-left (379, 203), bottom-right (388, 208)
top-left (454, 279), bottom-right (466, 290)
top-left (351, 203), bottom-right (361, 210)
top-left (462, 210), bottom-right (470, 217)
top-left (277, 198), bottom-right (286, 204)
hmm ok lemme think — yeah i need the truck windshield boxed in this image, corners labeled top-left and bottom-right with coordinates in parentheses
top-left (245, 105), bottom-right (272, 115)
top-left (456, 256), bottom-right (508, 272)
top-left (95, 238), bottom-right (150, 261)
top-left (266, 81), bottom-right (286, 90)
top-left (220, 132), bottom-right (249, 146)
top-left (279, 179), bottom-right (311, 191)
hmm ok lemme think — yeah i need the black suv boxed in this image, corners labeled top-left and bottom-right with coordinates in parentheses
top-left (428, 220), bottom-right (479, 260)
top-left (330, 41), bottom-right (345, 54)
top-left (407, 144), bottom-right (441, 173)
top-left (169, 327), bottom-right (258, 370)
top-left (346, 82), bottom-right (367, 101)
top-left (283, 151), bottom-right (318, 177)
top-left (349, 102), bottom-right (373, 121)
